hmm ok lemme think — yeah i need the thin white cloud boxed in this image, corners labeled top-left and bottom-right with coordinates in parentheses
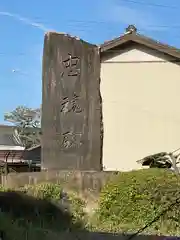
top-left (110, 5), bottom-right (151, 27)
top-left (98, 1), bottom-right (165, 32)
top-left (0, 11), bottom-right (50, 31)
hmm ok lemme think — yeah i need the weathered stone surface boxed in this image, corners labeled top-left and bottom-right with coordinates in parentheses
top-left (41, 32), bottom-right (101, 170)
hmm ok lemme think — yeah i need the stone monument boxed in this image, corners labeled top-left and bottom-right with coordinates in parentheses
top-left (41, 32), bottom-right (102, 170)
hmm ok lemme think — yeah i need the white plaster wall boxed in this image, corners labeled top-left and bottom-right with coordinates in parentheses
top-left (101, 45), bottom-right (180, 171)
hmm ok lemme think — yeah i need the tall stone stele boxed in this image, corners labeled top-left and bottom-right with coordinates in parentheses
top-left (41, 32), bottom-right (102, 170)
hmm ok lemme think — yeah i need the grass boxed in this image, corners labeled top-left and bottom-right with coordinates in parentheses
top-left (1, 170), bottom-right (180, 239)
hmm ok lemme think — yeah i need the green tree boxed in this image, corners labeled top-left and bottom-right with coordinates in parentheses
top-left (4, 106), bottom-right (41, 149)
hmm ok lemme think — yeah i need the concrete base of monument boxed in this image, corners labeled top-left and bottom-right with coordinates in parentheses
top-left (0, 170), bottom-right (118, 192)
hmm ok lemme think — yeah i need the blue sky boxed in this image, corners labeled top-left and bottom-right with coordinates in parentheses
top-left (0, 0), bottom-right (180, 124)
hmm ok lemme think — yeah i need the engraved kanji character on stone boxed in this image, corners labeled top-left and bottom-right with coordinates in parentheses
top-left (60, 93), bottom-right (82, 113)
top-left (61, 131), bottom-right (82, 149)
top-left (62, 54), bottom-right (80, 76)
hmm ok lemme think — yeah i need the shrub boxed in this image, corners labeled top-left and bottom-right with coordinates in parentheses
top-left (21, 182), bottom-right (62, 201)
top-left (20, 183), bottom-right (87, 228)
top-left (0, 183), bottom-right (87, 239)
top-left (94, 169), bottom-right (180, 235)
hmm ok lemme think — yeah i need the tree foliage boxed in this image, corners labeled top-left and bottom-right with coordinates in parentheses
top-left (4, 106), bottom-right (41, 149)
